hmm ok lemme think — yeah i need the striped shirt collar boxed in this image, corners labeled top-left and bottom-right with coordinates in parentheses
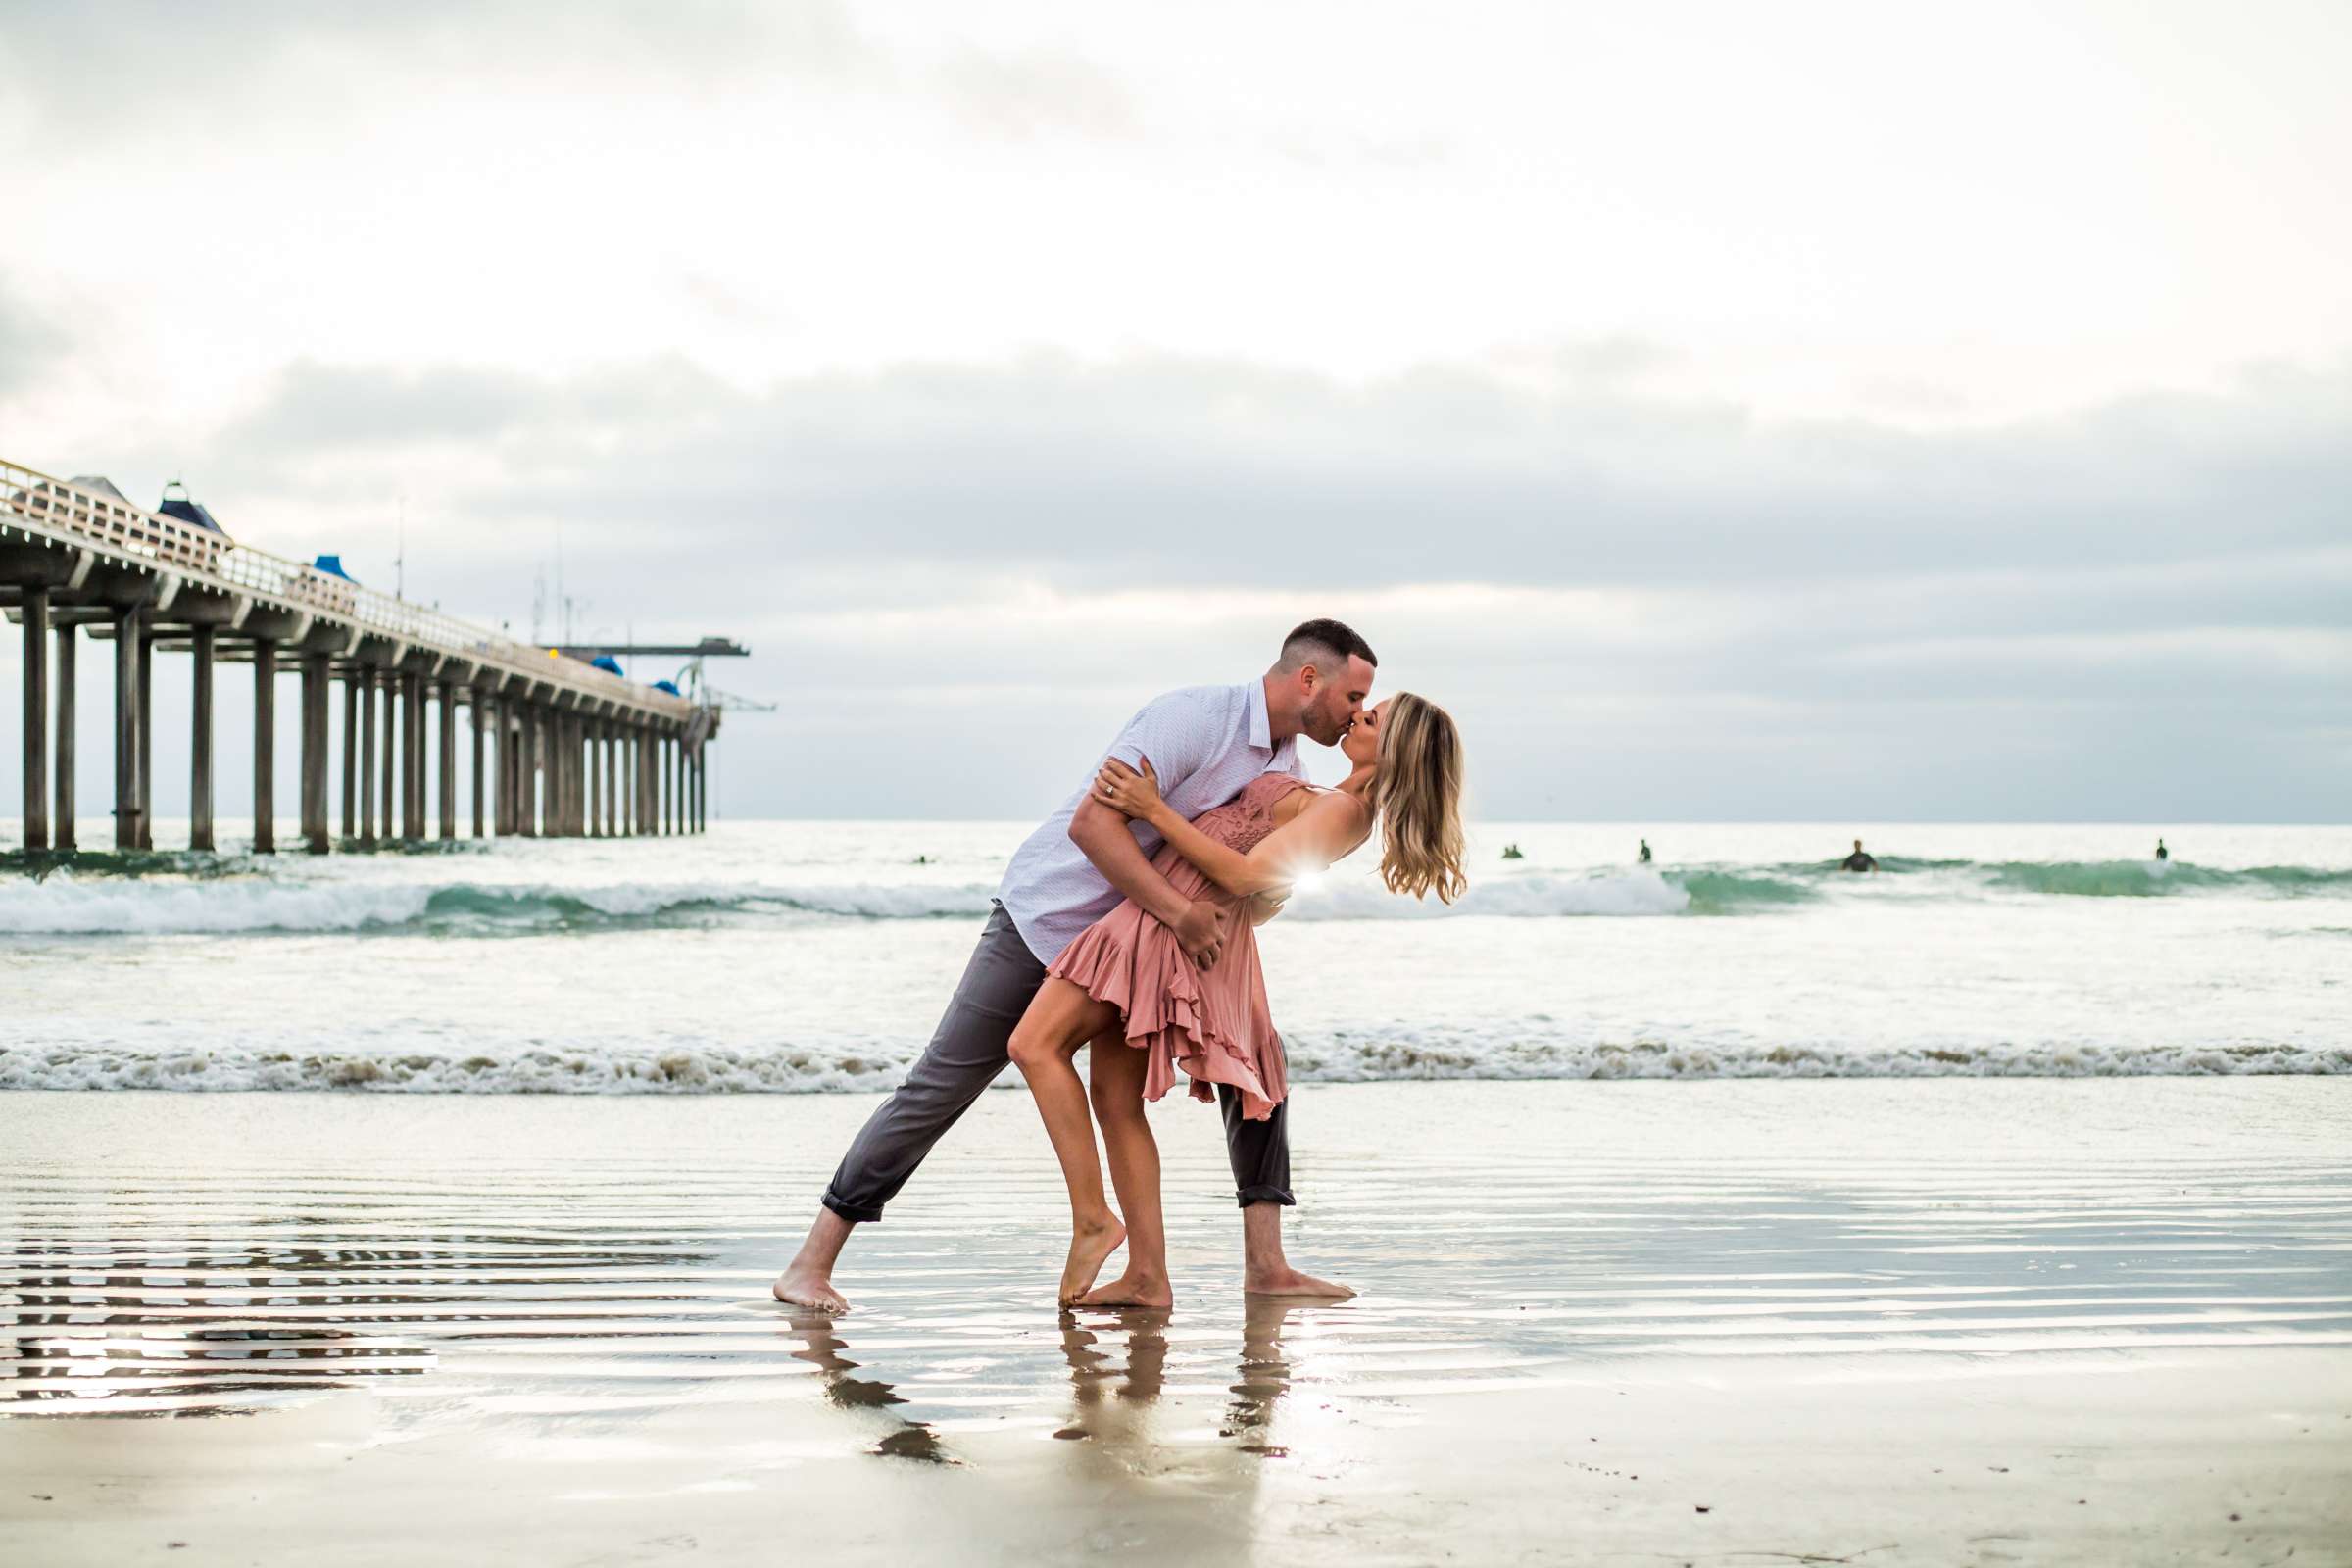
top-left (1246, 677), bottom-right (1276, 754)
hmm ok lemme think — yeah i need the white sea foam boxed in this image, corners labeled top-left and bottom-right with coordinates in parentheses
top-left (0, 873), bottom-right (997, 935)
top-left (1297, 868), bottom-right (1692, 919)
top-left (9, 841), bottom-right (2349, 937)
top-left (7, 822), bottom-right (2346, 1094)
top-left (0, 871), bottom-right (436, 935)
top-left (0, 869), bottom-right (1705, 935)
top-left (4, 1029), bottom-right (2341, 1095)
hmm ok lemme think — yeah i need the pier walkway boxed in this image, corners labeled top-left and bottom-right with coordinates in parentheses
top-left (2, 458), bottom-right (718, 853)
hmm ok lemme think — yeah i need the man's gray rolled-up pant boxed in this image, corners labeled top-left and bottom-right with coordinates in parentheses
top-left (822, 901), bottom-right (1296, 1223)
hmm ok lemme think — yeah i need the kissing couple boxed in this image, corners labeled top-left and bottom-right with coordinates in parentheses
top-left (773, 618), bottom-right (1465, 1312)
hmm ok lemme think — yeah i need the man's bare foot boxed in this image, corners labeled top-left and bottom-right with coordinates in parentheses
top-left (772, 1266), bottom-right (850, 1314)
top-left (1058, 1216), bottom-right (1127, 1305)
top-left (1075, 1269), bottom-right (1173, 1308)
top-left (1244, 1265), bottom-right (1353, 1299)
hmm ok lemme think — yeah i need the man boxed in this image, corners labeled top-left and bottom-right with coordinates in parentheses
top-left (1840, 839), bottom-right (1880, 874)
top-left (773, 618), bottom-right (1379, 1313)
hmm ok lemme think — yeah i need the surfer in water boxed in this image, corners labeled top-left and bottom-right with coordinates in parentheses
top-left (2155, 838), bottom-right (2169, 861)
top-left (1638, 838), bottom-right (1652, 864)
top-left (1839, 839), bottom-right (1879, 874)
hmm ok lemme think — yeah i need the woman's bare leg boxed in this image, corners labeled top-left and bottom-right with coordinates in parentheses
top-left (1078, 1040), bottom-right (1172, 1307)
top-left (1007, 979), bottom-right (1129, 1304)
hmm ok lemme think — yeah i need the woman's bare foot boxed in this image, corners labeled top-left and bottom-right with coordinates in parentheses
top-left (1075, 1269), bottom-right (1172, 1309)
top-left (772, 1266), bottom-right (850, 1314)
top-left (1058, 1215), bottom-right (1127, 1305)
top-left (1243, 1264), bottom-right (1353, 1299)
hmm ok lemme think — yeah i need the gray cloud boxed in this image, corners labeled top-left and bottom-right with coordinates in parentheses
top-left (26, 318), bottom-right (2342, 817)
top-left (125, 345), bottom-right (2344, 820)
top-left (211, 348), bottom-right (2352, 595)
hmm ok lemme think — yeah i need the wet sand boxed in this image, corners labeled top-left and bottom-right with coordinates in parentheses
top-left (4, 1079), bottom-right (2349, 1564)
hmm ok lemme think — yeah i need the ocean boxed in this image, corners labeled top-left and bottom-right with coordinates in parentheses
top-left (3, 820), bottom-right (2345, 1093)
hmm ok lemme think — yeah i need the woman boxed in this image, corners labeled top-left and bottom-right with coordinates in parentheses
top-left (1006, 693), bottom-right (1467, 1307)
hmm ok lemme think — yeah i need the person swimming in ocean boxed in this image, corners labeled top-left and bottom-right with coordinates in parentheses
top-left (1638, 838), bottom-right (1651, 864)
top-left (1839, 839), bottom-right (1879, 874)
top-left (2155, 838), bottom-right (2169, 861)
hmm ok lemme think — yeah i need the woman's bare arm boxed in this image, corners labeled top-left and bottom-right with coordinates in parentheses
top-left (1127, 794), bottom-right (1280, 898)
top-left (1094, 761), bottom-right (1368, 900)
top-left (1243, 792), bottom-right (1372, 884)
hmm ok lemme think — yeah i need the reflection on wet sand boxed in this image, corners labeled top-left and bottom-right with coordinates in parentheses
top-left (1054, 1307), bottom-right (1170, 1447)
top-left (9, 1084), bottom-right (2348, 1448)
top-left (774, 1298), bottom-right (1314, 1476)
top-left (1224, 1298), bottom-right (1301, 1456)
top-left (5, 1227), bottom-right (719, 1418)
top-left (779, 1312), bottom-right (953, 1464)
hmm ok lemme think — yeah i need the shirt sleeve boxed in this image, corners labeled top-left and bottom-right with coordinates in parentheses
top-left (1102, 691), bottom-right (1218, 796)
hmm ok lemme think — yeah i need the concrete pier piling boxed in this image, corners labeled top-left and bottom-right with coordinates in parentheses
top-left (521, 704), bottom-right (540, 839)
top-left (491, 696), bottom-right (510, 837)
top-left (377, 668), bottom-right (396, 841)
top-left (302, 652), bottom-right (330, 854)
top-left (639, 727), bottom-right (655, 836)
top-left (470, 683), bottom-right (486, 839)
top-left (251, 637), bottom-right (276, 854)
top-left (7, 461), bottom-right (718, 856)
top-left (112, 604), bottom-right (141, 850)
top-left (53, 623), bottom-right (75, 850)
top-left (135, 609), bottom-right (154, 849)
top-left (340, 674), bottom-right (357, 841)
top-left (437, 678), bottom-right (457, 842)
top-left (358, 671), bottom-right (377, 845)
top-left (549, 708), bottom-right (563, 837)
top-left (20, 586), bottom-right (48, 850)
top-left (603, 728), bottom-right (616, 837)
top-left (400, 671), bottom-right (421, 842)
top-left (495, 706), bottom-right (512, 837)
top-left (189, 624), bottom-right (216, 852)
top-left (586, 717), bottom-right (601, 839)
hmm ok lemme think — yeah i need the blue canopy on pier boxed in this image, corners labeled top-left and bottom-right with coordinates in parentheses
top-left (592, 655), bottom-right (624, 676)
top-left (157, 481), bottom-right (226, 535)
top-left (313, 554), bottom-right (356, 582)
top-left (653, 679), bottom-right (681, 696)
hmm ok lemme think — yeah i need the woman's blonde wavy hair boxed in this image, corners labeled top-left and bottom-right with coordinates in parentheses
top-left (1368, 691), bottom-right (1467, 904)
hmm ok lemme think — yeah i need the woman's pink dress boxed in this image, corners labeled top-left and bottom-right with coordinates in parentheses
top-left (1047, 772), bottom-right (1318, 1121)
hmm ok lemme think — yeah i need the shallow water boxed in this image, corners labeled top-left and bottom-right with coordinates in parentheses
top-left (7, 1080), bottom-right (2348, 1436)
top-left (2, 820), bottom-right (2346, 1092)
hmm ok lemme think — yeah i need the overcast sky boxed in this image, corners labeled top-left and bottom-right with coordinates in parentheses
top-left (2, 0), bottom-right (2346, 821)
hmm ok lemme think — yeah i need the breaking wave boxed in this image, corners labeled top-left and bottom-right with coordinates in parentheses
top-left (2, 857), bottom-right (2345, 936)
top-left (1976, 859), bottom-right (2352, 898)
top-left (0, 874), bottom-right (996, 935)
top-left (4, 1031), bottom-right (2341, 1094)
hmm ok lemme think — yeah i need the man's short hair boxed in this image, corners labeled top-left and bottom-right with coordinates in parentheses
top-left (1278, 618), bottom-right (1378, 673)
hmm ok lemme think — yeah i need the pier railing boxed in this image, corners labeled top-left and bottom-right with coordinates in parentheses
top-left (1, 457), bottom-right (690, 720)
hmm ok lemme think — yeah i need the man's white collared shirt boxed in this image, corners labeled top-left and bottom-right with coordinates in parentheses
top-left (998, 682), bottom-right (1303, 964)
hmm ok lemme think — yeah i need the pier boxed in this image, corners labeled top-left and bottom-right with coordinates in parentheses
top-left (2, 458), bottom-right (719, 854)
